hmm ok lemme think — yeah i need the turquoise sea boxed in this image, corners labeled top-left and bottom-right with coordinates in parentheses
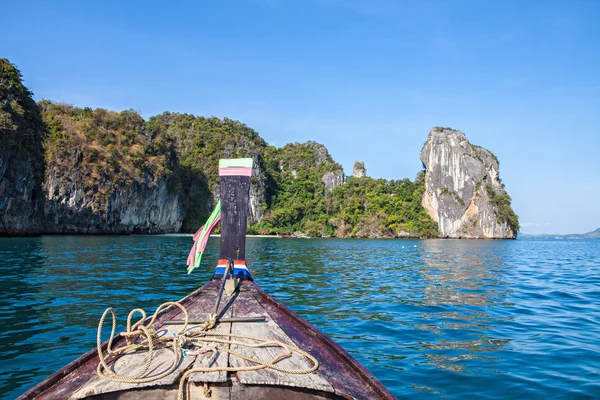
top-left (1, 236), bottom-right (599, 399)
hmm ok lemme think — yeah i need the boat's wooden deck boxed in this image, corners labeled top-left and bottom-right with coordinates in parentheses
top-left (19, 279), bottom-right (395, 400)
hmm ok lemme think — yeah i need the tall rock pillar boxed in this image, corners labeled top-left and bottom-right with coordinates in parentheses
top-left (420, 127), bottom-right (519, 239)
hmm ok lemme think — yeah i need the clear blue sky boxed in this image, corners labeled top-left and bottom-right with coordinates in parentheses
top-left (2, 0), bottom-right (599, 234)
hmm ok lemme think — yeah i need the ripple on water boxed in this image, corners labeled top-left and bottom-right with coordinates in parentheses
top-left (1, 237), bottom-right (600, 399)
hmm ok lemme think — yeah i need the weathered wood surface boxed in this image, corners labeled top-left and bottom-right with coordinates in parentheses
top-left (229, 289), bottom-right (334, 393)
top-left (187, 290), bottom-right (233, 384)
top-left (70, 323), bottom-right (196, 399)
top-left (219, 174), bottom-right (251, 261)
top-left (29, 284), bottom-right (208, 400)
top-left (228, 378), bottom-right (339, 400)
top-left (18, 279), bottom-right (395, 400)
top-left (70, 283), bottom-right (236, 399)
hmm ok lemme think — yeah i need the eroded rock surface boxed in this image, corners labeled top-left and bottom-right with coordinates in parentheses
top-left (43, 173), bottom-right (182, 234)
top-left (0, 58), bottom-right (45, 236)
top-left (420, 128), bottom-right (518, 239)
top-left (322, 170), bottom-right (344, 192)
top-left (352, 161), bottom-right (366, 178)
top-left (0, 151), bottom-right (43, 235)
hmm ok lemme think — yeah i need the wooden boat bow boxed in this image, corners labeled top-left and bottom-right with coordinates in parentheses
top-left (16, 159), bottom-right (395, 400)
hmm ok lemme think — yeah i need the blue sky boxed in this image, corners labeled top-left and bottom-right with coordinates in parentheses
top-left (2, 0), bottom-right (599, 234)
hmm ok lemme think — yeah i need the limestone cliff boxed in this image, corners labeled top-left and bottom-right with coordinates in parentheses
top-left (420, 128), bottom-right (519, 239)
top-left (275, 141), bottom-right (344, 194)
top-left (0, 151), bottom-right (43, 235)
top-left (352, 161), bottom-right (366, 178)
top-left (0, 59), bottom-right (45, 235)
top-left (41, 103), bottom-right (183, 234)
top-left (2, 59), bottom-right (499, 239)
top-left (253, 141), bottom-right (345, 236)
top-left (146, 113), bottom-right (268, 229)
top-left (249, 157), bottom-right (267, 223)
top-left (322, 170), bottom-right (344, 192)
top-left (43, 173), bottom-right (181, 234)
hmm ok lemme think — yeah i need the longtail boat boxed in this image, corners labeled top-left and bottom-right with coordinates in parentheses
top-left (17, 159), bottom-right (395, 400)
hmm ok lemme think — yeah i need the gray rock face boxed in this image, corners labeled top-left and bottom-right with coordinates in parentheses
top-left (43, 171), bottom-right (182, 234)
top-left (276, 140), bottom-right (344, 195)
top-left (1, 58), bottom-right (45, 235)
top-left (0, 150), bottom-right (42, 235)
top-left (396, 230), bottom-right (418, 238)
top-left (305, 141), bottom-right (330, 166)
top-left (420, 128), bottom-right (518, 239)
top-left (249, 156), bottom-right (266, 223)
top-left (321, 170), bottom-right (344, 192)
top-left (353, 161), bottom-right (366, 178)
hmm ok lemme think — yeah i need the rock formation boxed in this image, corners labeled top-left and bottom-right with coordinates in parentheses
top-left (40, 103), bottom-right (183, 234)
top-left (277, 141), bottom-right (344, 193)
top-left (321, 170), bottom-right (344, 192)
top-left (352, 161), bottom-right (366, 178)
top-left (420, 127), bottom-right (519, 238)
top-left (0, 59), bottom-right (45, 236)
top-left (148, 113), bottom-right (269, 228)
top-left (0, 59), bottom-right (518, 239)
top-left (0, 151), bottom-right (43, 235)
top-left (43, 174), bottom-right (182, 234)
top-left (249, 156), bottom-right (267, 223)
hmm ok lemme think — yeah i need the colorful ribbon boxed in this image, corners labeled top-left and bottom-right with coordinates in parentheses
top-left (186, 200), bottom-right (221, 274)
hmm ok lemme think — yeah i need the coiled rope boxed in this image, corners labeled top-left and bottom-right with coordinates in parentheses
top-left (96, 301), bottom-right (319, 400)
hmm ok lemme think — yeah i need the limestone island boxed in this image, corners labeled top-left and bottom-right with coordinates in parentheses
top-left (0, 58), bottom-right (518, 239)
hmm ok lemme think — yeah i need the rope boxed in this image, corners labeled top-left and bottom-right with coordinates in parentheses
top-left (96, 301), bottom-right (319, 400)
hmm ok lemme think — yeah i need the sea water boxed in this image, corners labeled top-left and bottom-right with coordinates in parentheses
top-left (0, 236), bottom-right (599, 399)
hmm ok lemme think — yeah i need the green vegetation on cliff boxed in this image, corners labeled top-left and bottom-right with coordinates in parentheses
top-left (41, 102), bottom-right (172, 209)
top-left (38, 105), bottom-right (440, 237)
top-left (254, 148), bottom-right (438, 238)
top-left (441, 186), bottom-right (466, 206)
top-left (486, 184), bottom-right (520, 233)
top-left (1, 58), bottom-right (445, 238)
top-left (323, 174), bottom-right (438, 238)
top-left (39, 103), bottom-right (438, 237)
top-left (253, 142), bottom-right (343, 235)
top-left (0, 58), bottom-right (46, 183)
top-left (146, 112), bottom-right (268, 231)
top-left (147, 113), bottom-right (267, 189)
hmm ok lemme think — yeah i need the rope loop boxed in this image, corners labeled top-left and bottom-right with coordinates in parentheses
top-left (96, 301), bottom-right (319, 400)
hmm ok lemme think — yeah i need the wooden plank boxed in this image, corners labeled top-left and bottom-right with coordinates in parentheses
top-left (70, 281), bottom-right (238, 398)
top-left (229, 376), bottom-right (338, 400)
top-left (219, 174), bottom-right (251, 261)
top-left (228, 289), bottom-right (334, 393)
top-left (187, 383), bottom-right (230, 400)
top-left (70, 323), bottom-right (197, 399)
top-left (188, 288), bottom-right (233, 384)
top-left (79, 385), bottom-right (230, 400)
top-left (31, 284), bottom-right (210, 400)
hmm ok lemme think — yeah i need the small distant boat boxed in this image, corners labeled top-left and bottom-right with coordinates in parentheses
top-left (18, 159), bottom-right (394, 400)
top-left (277, 233), bottom-right (294, 238)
